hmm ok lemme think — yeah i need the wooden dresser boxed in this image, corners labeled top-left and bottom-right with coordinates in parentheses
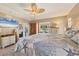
top-left (0, 34), bottom-right (16, 48)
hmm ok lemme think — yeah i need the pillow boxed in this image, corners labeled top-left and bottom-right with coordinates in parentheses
top-left (71, 33), bottom-right (79, 44)
top-left (65, 29), bottom-right (76, 38)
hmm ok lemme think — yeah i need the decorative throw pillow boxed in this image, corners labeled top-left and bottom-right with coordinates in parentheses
top-left (65, 29), bottom-right (77, 38)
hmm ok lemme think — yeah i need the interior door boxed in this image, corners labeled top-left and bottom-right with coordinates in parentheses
top-left (29, 22), bottom-right (36, 35)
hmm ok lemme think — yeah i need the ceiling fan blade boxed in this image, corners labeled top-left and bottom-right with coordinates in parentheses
top-left (36, 8), bottom-right (45, 13)
top-left (31, 3), bottom-right (38, 12)
top-left (31, 3), bottom-right (37, 6)
top-left (24, 3), bottom-right (45, 14)
top-left (24, 9), bottom-right (32, 12)
top-left (39, 9), bottom-right (45, 13)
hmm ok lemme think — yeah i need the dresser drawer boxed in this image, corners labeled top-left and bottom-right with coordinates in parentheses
top-left (1, 35), bottom-right (16, 48)
top-left (9, 36), bottom-right (15, 44)
top-left (1, 37), bottom-right (10, 48)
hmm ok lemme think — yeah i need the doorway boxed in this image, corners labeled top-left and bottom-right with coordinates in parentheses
top-left (29, 22), bottom-right (36, 35)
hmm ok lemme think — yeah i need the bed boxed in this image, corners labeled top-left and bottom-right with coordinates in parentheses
top-left (14, 33), bottom-right (79, 56)
top-left (32, 33), bottom-right (79, 56)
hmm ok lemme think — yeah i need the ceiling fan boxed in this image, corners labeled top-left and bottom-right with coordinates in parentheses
top-left (24, 3), bottom-right (45, 14)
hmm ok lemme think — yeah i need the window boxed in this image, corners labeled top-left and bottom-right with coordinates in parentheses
top-left (39, 22), bottom-right (50, 33)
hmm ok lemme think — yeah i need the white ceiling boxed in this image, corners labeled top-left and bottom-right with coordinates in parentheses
top-left (0, 3), bottom-right (76, 21)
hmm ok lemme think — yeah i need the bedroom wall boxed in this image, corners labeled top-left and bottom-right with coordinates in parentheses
top-left (50, 16), bottom-right (67, 34)
top-left (30, 16), bottom-right (68, 35)
top-left (0, 13), bottom-right (30, 40)
top-left (67, 3), bottom-right (79, 30)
